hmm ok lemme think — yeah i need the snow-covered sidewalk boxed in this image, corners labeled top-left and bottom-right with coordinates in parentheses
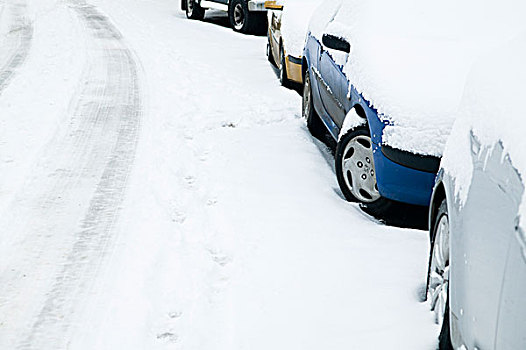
top-left (0, 0), bottom-right (437, 348)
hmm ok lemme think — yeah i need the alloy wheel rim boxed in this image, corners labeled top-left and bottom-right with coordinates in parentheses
top-left (341, 135), bottom-right (380, 203)
top-left (233, 4), bottom-right (245, 29)
top-left (428, 214), bottom-right (450, 327)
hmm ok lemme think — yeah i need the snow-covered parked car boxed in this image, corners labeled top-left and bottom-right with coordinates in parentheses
top-left (265, 0), bottom-right (322, 87)
top-left (182, 0), bottom-right (267, 34)
top-left (426, 34), bottom-right (526, 350)
top-left (302, 0), bottom-right (526, 223)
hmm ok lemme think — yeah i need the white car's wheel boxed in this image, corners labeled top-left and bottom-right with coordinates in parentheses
top-left (427, 199), bottom-right (454, 349)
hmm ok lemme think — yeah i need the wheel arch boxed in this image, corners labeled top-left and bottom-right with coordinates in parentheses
top-left (347, 103), bottom-right (370, 138)
top-left (429, 179), bottom-right (447, 241)
top-left (352, 103), bottom-right (367, 120)
top-left (302, 57), bottom-right (308, 81)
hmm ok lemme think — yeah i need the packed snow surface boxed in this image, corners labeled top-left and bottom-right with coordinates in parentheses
top-left (0, 0), bottom-right (437, 348)
top-left (309, 0), bottom-right (526, 156)
top-left (441, 33), bottom-right (526, 226)
top-left (279, 0), bottom-right (323, 58)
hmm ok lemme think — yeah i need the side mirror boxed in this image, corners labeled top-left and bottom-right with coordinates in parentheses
top-left (322, 34), bottom-right (350, 53)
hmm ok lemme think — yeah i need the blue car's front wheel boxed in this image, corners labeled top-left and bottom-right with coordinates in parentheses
top-left (336, 127), bottom-right (380, 203)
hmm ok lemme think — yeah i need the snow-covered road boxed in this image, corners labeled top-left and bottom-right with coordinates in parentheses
top-left (0, 0), bottom-right (437, 348)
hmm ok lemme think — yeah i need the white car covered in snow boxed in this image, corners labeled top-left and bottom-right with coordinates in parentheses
top-left (427, 33), bottom-right (526, 349)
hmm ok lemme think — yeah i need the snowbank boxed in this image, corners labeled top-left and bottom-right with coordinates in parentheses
top-left (279, 0), bottom-right (324, 58)
top-left (441, 33), bottom-right (526, 226)
top-left (309, 0), bottom-right (526, 156)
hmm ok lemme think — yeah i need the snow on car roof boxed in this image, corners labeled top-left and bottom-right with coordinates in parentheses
top-left (309, 0), bottom-right (526, 156)
top-left (441, 32), bottom-right (526, 224)
top-left (279, 0), bottom-right (324, 59)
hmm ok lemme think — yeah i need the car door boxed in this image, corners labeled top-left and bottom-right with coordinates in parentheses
top-left (315, 36), bottom-right (349, 129)
top-left (451, 135), bottom-right (521, 349)
top-left (495, 175), bottom-right (526, 349)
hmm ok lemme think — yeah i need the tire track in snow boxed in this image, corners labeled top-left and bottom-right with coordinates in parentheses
top-left (0, 0), bottom-right (32, 96)
top-left (0, 1), bottom-right (140, 348)
top-left (19, 2), bottom-right (142, 347)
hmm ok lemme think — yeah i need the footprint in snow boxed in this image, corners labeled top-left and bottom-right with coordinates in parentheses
top-left (208, 249), bottom-right (232, 267)
top-left (172, 210), bottom-right (186, 224)
top-left (156, 332), bottom-right (178, 343)
top-left (221, 122), bottom-right (237, 128)
top-left (184, 175), bottom-right (196, 187)
top-left (168, 311), bottom-right (182, 319)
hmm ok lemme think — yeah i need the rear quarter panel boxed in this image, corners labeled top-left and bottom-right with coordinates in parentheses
top-left (449, 137), bottom-right (523, 349)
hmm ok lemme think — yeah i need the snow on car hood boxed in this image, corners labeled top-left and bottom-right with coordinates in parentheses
top-left (309, 0), bottom-right (526, 156)
top-left (441, 33), bottom-right (526, 226)
top-left (279, 0), bottom-right (324, 59)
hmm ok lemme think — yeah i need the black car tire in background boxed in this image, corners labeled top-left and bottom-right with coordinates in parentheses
top-left (185, 0), bottom-right (205, 20)
top-left (267, 35), bottom-right (276, 65)
top-left (279, 47), bottom-right (292, 88)
top-left (427, 199), bottom-right (454, 349)
top-left (302, 71), bottom-right (325, 138)
top-left (229, 0), bottom-right (267, 34)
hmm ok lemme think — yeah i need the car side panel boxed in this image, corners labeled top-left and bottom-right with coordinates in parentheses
top-left (450, 137), bottom-right (521, 350)
top-left (495, 167), bottom-right (526, 349)
top-left (496, 235), bottom-right (526, 350)
top-left (317, 48), bottom-right (347, 127)
top-left (304, 35), bottom-right (339, 139)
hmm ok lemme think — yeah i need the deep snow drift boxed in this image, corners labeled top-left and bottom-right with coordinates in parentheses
top-left (0, 0), bottom-right (437, 348)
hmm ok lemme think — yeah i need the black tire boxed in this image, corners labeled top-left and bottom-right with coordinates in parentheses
top-left (426, 199), bottom-right (448, 293)
top-left (267, 33), bottom-right (276, 65)
top-left (229, 0), bottom-right (267, 34)
top-left (279, 46), bottom-right (292, 88)
top-left (185, 0), bottom-right (205, 20)
top-left (302, 71), bottom-right (325, 138)
top-left (438, 298), bottom-right (454, 350)
top-left (427, 199), bottom-right (454, 349)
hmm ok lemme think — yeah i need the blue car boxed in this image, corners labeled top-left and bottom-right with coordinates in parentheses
top-left (300, 0), bottom-right (521, 225)
top-left (302, 32), bottom-right (439, 223)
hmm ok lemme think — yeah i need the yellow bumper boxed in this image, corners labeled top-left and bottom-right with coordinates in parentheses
top-left (286, 56), bottom-right (303, 84)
